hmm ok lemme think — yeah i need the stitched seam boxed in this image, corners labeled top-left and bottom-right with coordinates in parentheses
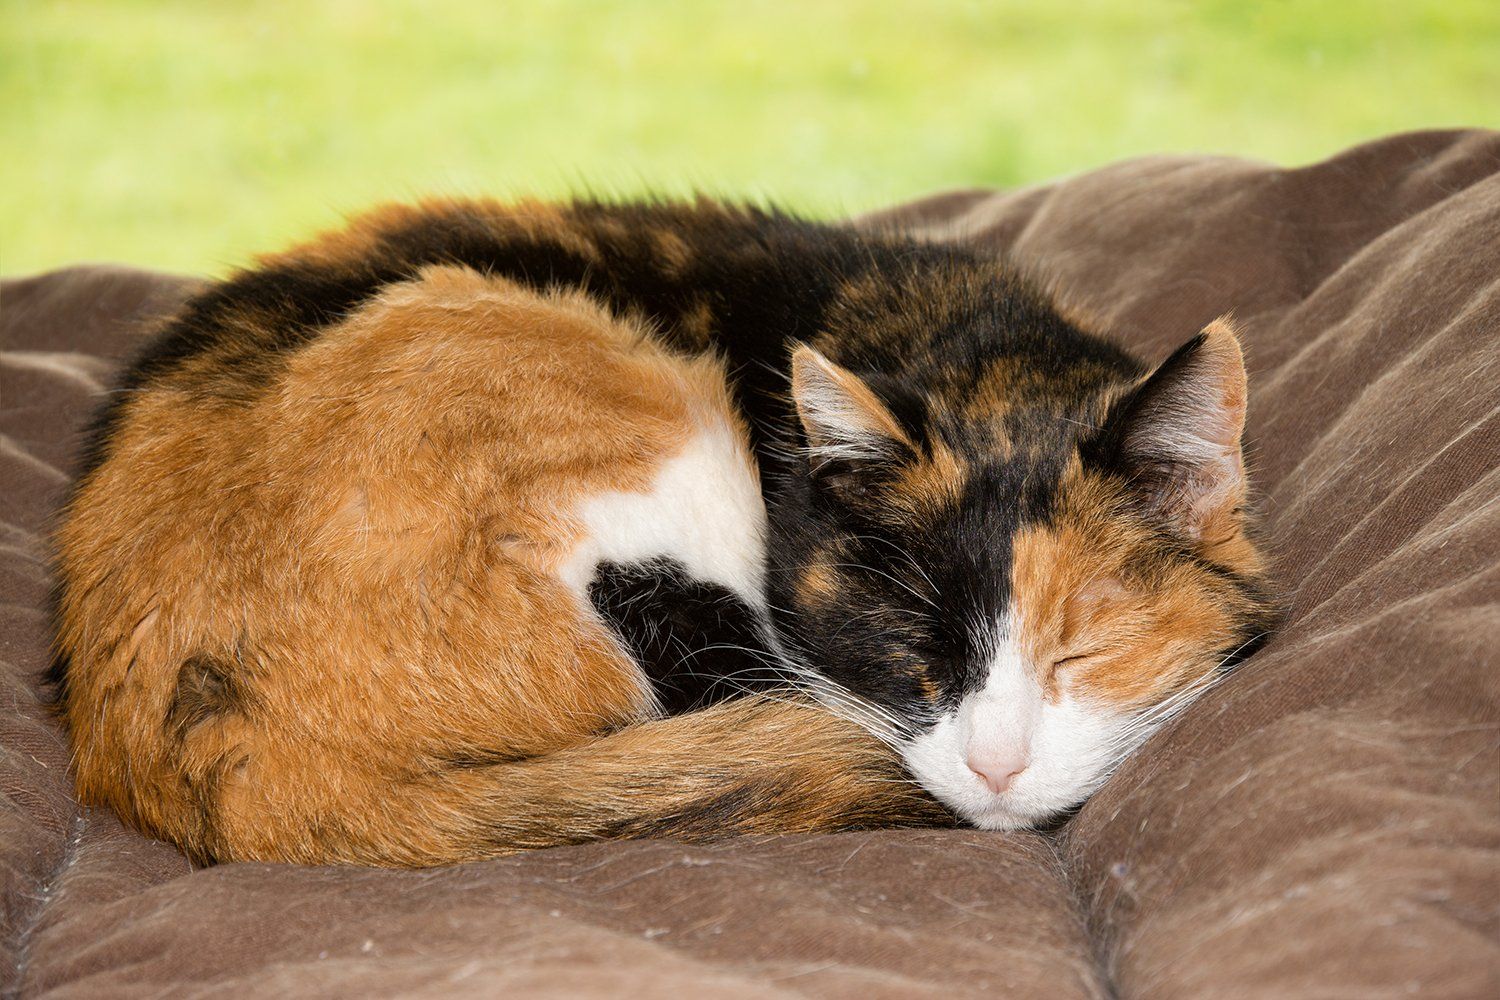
top-left (6, 808), bottom-right (86, 1000)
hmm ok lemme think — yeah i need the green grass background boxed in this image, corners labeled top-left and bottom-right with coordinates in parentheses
top-left (4, 0), bottom-right (1497, 276)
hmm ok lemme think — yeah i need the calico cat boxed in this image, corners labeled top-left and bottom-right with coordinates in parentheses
top-left (52, 198), bottom-right (1274, 866)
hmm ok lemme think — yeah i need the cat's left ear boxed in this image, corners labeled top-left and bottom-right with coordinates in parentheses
top-left (790, 345), bottom-right (913, 469)
top-left (1101, 319), bottom-right (1248, 542)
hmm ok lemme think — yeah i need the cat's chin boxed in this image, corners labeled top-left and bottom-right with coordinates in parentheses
top-left (957, 799), bottom-right (1067, 831)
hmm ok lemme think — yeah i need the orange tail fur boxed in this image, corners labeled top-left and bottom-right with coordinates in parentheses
top-left (203, 697), bottom-right (950, 867)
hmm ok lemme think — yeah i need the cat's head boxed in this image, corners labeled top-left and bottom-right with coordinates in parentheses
top-left (768, 299), bottom-right (1273, 830)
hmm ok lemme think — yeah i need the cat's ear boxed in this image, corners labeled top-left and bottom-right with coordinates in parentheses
top-left (790, 345), bottom-right (913, 468)
top-left (1103, 319), bottom-right (1248, 542)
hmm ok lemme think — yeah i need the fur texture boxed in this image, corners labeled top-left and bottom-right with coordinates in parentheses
top-left (52, 198), bottom-right (1273, 866)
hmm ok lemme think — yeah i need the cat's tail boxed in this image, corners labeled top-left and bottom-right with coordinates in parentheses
top-left (208, 696), bottom-right (953, 867)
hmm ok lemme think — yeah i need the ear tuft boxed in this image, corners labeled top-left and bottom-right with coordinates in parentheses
top-left (1106, 318), bottom-right (1249, 541)
top-left (790, 345), bottom-right (912, 468)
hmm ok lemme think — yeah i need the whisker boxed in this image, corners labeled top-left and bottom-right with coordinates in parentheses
top-left (827, 561), bottom-right (939, 609)
top-left (1102, 632), bottom-right (1270, 760)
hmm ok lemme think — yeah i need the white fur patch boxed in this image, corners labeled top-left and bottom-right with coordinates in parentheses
top-left (557, 418), bottom-right (769, 608)
top-left (901, 612), bottom-right (1129, 829)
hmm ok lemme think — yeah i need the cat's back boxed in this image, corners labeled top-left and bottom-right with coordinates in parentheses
top-left (66, 263), bottom-right (756, 596)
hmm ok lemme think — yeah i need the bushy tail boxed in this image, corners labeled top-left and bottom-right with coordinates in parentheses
top-left (209, 697), bottom-right (952, 867)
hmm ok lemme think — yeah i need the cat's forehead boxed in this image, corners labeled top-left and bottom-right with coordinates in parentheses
top-left (885, 403), bottom-right (1106, 529)
top-left (924, 360), bottom-right (1131, 459)
top-left (844, 445), bottom-right (1114, 664)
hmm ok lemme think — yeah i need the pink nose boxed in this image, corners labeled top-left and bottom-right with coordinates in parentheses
top-left (966, 749), bottom-right (1028, 794)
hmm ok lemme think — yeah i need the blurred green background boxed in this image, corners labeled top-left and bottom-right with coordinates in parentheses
top-left (4, 0), bottom-right (1497, 276)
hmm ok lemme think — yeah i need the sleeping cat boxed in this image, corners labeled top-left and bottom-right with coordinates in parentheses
top-left (51, 198), bottom-right (1274, 866)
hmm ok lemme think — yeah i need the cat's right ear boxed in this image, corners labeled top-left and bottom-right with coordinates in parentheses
top-left (790, 345), bottom-right (913, 470)
top-left (1096, 319), bottom-right (1249, 543)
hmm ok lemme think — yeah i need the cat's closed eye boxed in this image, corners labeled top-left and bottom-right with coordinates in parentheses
top-left (1051, 651), bottom-right (1103, 671)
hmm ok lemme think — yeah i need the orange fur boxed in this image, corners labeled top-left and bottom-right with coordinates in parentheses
top-left (892, 443), bottom-right (969, 515)
top-left (1009, 464), bottom-right (1263, 706)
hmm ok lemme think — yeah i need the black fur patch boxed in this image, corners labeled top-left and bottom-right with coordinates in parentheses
top-left (588, 559), bottom-right (783, 715)
top-left (593, 778), bottom-right (787, 842)
top-left (438, 747), bottom-right (538, 769)
top-left (165, 653), bottom-right (249, 742)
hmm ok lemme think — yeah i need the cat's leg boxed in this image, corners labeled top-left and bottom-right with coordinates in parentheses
top-left (589, 558), bottom-right (784, 714)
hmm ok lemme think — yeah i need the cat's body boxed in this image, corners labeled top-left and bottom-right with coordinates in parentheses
top-left (53, 199), bottom-right (1273, 866)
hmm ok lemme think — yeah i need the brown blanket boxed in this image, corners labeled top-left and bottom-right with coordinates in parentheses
top-left (4, 130), bottom-right (1498, 998)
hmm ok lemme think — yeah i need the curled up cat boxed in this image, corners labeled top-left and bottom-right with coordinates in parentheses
top-left (50, 199), bottom-right (1275, 866)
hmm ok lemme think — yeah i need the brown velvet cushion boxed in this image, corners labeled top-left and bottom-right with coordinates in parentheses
top-left (4, 130), bottom-right (1498, 998)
